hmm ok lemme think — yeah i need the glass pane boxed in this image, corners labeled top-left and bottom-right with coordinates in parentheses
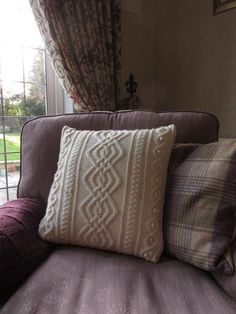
top-left (24, 116), bottom-right (34, 123)
top-left (5, 140), bottom-right (20, 156)
top-left (0, 117), bottom-right (4, 153)
top-left (0, 143), bottom-right (3, 154)
top-left (21, 7), bottom-right (44, 48)
top-left (25, 83), bottom-right (46, 116)
top-left (0, 189), bottom-right (7, 205)
top-left (2, 82), bottom-right (25, 116)
top-left (0, 2), bottom-right (23, 45)
top-left (24, 48), bottom-right (45, 84)
top-left (0, 164), bottom-right (6, 188)
top-left (8, 187), bottom-right (18, 201)
top-left (3, 116), bottom-right (25, 136)
top-left (0, 0), bottom-right (43, 48)
top-left (0, 45), bottom-right (23, 81)
top-left (7, 158), bottom-right (20, 188)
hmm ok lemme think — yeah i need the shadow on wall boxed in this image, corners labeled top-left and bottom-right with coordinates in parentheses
top-left (121, 0), bottom-right (236, 138)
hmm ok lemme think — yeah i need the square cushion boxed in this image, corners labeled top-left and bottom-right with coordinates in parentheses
top-left (0, 198), bottom-right (51, 299)
top-left (39, 125), bottom-right (176, 262)
top-left (164, 143), bottom-right (236, 274)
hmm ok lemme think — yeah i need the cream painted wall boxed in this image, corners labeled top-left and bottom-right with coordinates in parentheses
top-left (121, 1), bottom-right (236, 137)
top-left (121, 1), bottom-right (175, 109)
top-left (168, 1), bottom-right (236, 138)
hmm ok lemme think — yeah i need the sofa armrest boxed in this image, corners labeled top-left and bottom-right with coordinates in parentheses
top-left (213, 238), bottom-right (236, 300)
top-left (0, 198), bottom-right (51, 301)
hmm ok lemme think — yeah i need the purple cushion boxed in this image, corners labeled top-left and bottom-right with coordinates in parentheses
top-left (0, 198), bottom-right (51, 298)
top-left (164, 143), bottom-right (236, 274)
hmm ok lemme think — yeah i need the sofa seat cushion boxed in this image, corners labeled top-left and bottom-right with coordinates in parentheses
top-left (1, 247), bottom-right (236, 314)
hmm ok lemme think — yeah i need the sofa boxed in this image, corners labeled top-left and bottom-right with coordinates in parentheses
top-left (1, 110), bottom-right (236, 313)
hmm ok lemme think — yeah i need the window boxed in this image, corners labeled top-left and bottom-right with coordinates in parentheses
top-left (0, 0), bottom-right (68, 204)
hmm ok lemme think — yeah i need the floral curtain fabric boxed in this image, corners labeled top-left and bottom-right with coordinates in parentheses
top-left (30, 0), bottom-right (121, 111)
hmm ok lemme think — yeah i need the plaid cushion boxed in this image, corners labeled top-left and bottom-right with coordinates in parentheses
top-left (164, 143), bottom-right (236, 275)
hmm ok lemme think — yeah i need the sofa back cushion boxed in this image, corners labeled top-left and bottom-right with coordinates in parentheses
top-left (18, 111), bottom-right (219, 204)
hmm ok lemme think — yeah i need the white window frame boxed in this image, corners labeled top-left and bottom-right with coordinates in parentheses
top-left (46, 54), bottom-right (73, 115)
top-left (46, 54), bottom-right (64, 115)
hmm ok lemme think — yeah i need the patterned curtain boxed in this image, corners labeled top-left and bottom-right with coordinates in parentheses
top-left (29, 0), bottom-right (121, 112)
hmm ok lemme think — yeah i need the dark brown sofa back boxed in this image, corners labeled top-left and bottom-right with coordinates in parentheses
top-left (18, 110), bottom-right (219, 204)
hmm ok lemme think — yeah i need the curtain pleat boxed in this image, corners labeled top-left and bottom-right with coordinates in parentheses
top-left (30, 0), bottom-right (121, 112)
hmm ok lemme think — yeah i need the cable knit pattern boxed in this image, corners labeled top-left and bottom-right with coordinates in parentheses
top-left (79, 131), bottom-right (127, 249)
top-left (41, 127), bottom-right (74, 239)
top-left (60, 130), bottom-right (88, 242)
top-left (39, 125), bottom-right (176, 262)
top-left (122, 130), bottom-right (146, 254)
top-left (141, 131), bottom-right (167, 261)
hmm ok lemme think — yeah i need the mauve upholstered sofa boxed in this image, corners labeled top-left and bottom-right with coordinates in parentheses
top-left (1, 110), bottom-right (236, 314)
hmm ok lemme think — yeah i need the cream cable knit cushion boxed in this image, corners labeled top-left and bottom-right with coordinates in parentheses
top-left (39, 125), bottom-right (176, 262)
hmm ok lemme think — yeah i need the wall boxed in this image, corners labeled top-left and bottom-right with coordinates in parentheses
top-left (121, 0), bottom-right (175, 110)
top-left (168, 1), bottom-right (236, 138)
top-left (121, 1), bottom-right (236, 137)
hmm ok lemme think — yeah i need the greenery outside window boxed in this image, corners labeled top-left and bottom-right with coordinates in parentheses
top-left (0, 0), bottom-right (67, 204)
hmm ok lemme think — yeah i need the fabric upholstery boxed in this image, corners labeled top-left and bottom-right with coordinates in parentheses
top-left (1, 246), bottom-right (236, 314)
top-left (39, 125), bottom-right (176, 262)
top-left (213, 237), bottom-right (236, 300)
top-left (30, 0), bottom-right (121, 111)
top-left (18, 111), bottom-right (219, 204)
top-left (164, 143), bottom-right (236, 274)
top-left (0, 199), bottom-right (51, 299)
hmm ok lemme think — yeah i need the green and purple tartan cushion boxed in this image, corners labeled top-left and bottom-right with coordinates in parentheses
top-left (164, 143), bottom-right (236, 275)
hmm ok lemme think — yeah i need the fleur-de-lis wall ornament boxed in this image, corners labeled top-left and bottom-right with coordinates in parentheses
top-left (125, 74), bottom-right (138, 97)
top-left (119, 73), bottom-right (140, 110)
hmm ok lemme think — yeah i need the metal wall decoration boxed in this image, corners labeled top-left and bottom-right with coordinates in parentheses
top-left (214, 0), bottom-right (236, 14)
top-left (119, 73), bottom-right (139, 110)
top-left (125, 73), bottom-right (138, 97)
